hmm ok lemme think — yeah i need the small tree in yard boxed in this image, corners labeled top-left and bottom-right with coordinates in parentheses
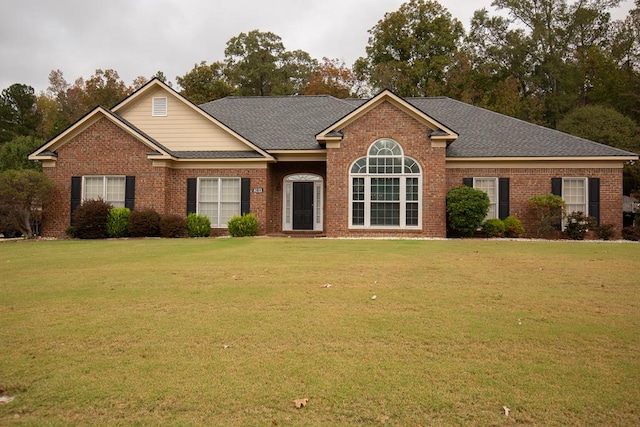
top-left (0, 169), bottom-right (54, 238)
top-left (446, 186), bottom-right (490, 237)
top-left (527, 194), bottom-right (565, 238)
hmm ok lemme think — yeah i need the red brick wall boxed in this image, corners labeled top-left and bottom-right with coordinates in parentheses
top-left (42, 118), bottom-right (161, 237)
top-left (325, 100), bottom-right (448, 238)
top-left (41, 118), bottom-right (268, 237)
top-left (169, 168), bottom-right (268, 236)
top-left (446, 167), bottom-right (624, 237)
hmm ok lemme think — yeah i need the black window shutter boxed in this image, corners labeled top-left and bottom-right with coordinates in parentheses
top-left (588, 178), bottom-right (600, 226)
top-left (124, 176), bottom-right (135, 210)
top-left (70, 176), bottom-right (82, 225)
top-left (550, 178), bottom-right (563, 230)
top-left (551, 178), bottom-right (562, 196)
top-left (462, 178), bottom-right (473, 187)
top-left (186, 178), bottom-right (197, 215)
top-left (241, 178), bottom-right (251, 215)
top-left (498, 178), bottom-right (510, 220)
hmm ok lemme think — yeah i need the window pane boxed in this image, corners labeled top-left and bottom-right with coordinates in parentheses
top-left (369, 157), bottom-right (402, 174)
top-left (351, 157), bottom-right (367, 174)
top-left (563, 178), bottom-right (586, 214)
top-left (221, 179), bottom-right (240, 203)
top-left (371, 202), bottom-right (400, 225)
top-left (371, 178), bottom-right (399, 201)
top-left (199, 178), bottom-right (219, 225)
top-left (352, 178), bottom-right (365, 201)
top-left (406, 177), bottom-right (419, 202)
top-left (352, 202), bottom-right (365, 225)
top-left (106, 177), bottom-right (125, 207)
top-left (474, 178), bottom-right (497, 220)
top-left (369, 139), bottom-right (402, 156)
top-left (199, 178), bottom-right (218, 202)
top-left (84, 177), bottom-right (104, 201)
top-left (220, 178), bottom-right (240, 225)
top-left (406, 203), bottom-right (419, 226)
top-left (404, 158), bottom-right (420, 174)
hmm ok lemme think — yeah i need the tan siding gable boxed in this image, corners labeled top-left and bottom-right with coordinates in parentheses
top-left (118, 87), bottom-right (251, 152)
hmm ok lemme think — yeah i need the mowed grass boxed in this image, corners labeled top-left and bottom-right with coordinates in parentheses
top-left (0, 238), bottom-right (639, 426)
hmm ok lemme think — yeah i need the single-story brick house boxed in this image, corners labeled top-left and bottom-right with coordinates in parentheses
top-left (29, 78), bottom-right (638, 238)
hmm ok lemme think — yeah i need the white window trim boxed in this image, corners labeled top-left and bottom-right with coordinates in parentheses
top-left (152, 97), bottom-right (167, 117)
top-left (473, 177), bottom-right (499, 220)
top-left (196, 177), bottom-right (241, 228)
top-left (348, 139), bottom-right (422, 229)
top-left (82, 175), bottom-right (126, 207)
top-left (282, 174), bottom-right (323, 231)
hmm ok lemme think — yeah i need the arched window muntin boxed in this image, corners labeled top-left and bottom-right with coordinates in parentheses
top-left (349, 139), bottom-right (422, 228)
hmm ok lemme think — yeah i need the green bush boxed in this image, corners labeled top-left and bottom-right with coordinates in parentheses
top-left (128, 208), bottom-right (161, 237)
top-left (594, 223), bottom-right (615, 241)
top-left (73, 199), bottom-right (111, 239)
top-left (227, 213), bottom-right (259, 237)
top-left (503, 216), bottom-right (525, 238)
top-left (159, 214), bottom-right (188, 238)
top-left (527, 193), bottom-right (565, 238)
top-left (446, 186), bottom-right (490, 237)
top-left (482, 218), bottom-right (505, 238)
top-left (107, 207), bottom-right (130, 238)
top-left (564, 211), bottom-right (596, 240)
top-left (187, 213), bottom-right (211, 237)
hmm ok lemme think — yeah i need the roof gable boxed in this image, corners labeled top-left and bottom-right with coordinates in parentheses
top-left (316, 89), bottom-right (458, 144)
top-left (29, 106), bottom-right (173, 162)
top-left (113, 79), bottom-right (273, 159)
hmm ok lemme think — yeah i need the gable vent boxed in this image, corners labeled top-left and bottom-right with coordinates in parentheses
top-left (152, 97), bottom-right (167, 117)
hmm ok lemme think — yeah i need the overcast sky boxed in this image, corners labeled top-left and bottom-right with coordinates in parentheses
top-left (0, 0), bottom-right (634, 93)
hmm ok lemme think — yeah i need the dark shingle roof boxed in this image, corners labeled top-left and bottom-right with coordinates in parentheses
top-left (200, 96), bottom-right (356, 150)
top-left (407, 97), bottom-right (635, 158)
top-left (200, 95), bottom-right (636, 158)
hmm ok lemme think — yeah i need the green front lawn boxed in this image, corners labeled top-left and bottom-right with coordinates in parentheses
top-left (1, 238), bottom-right (639, 426)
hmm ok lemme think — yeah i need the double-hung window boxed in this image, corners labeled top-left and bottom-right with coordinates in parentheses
top-left (197, 177), bottom-right (241, 227)
top-left (83, 176), bottom-right (126, 207)
top-left (562, 178), bottom-right (587, 215)
top-left (473, 178), bottom-right (498, 220)
top-left (349, 139), bottom-right (421, 228)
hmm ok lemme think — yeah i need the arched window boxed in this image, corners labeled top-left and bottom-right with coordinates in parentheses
top-left (349, 139), bottom-right (421, 228)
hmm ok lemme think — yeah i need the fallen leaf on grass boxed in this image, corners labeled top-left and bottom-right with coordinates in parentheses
top-left (371, 295), bottom-right (377, 300)
top-left (293, 398), bottom-right (308, 408)
top-left (0, 396), bottom-right (15, 404)
top-left (321, 283), bottom-right (332, 288)
top-left (502, 406), bottom-right (510, 417)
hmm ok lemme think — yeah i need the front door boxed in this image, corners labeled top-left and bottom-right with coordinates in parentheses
top-left (293, 182), bottom-right (314, 230)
